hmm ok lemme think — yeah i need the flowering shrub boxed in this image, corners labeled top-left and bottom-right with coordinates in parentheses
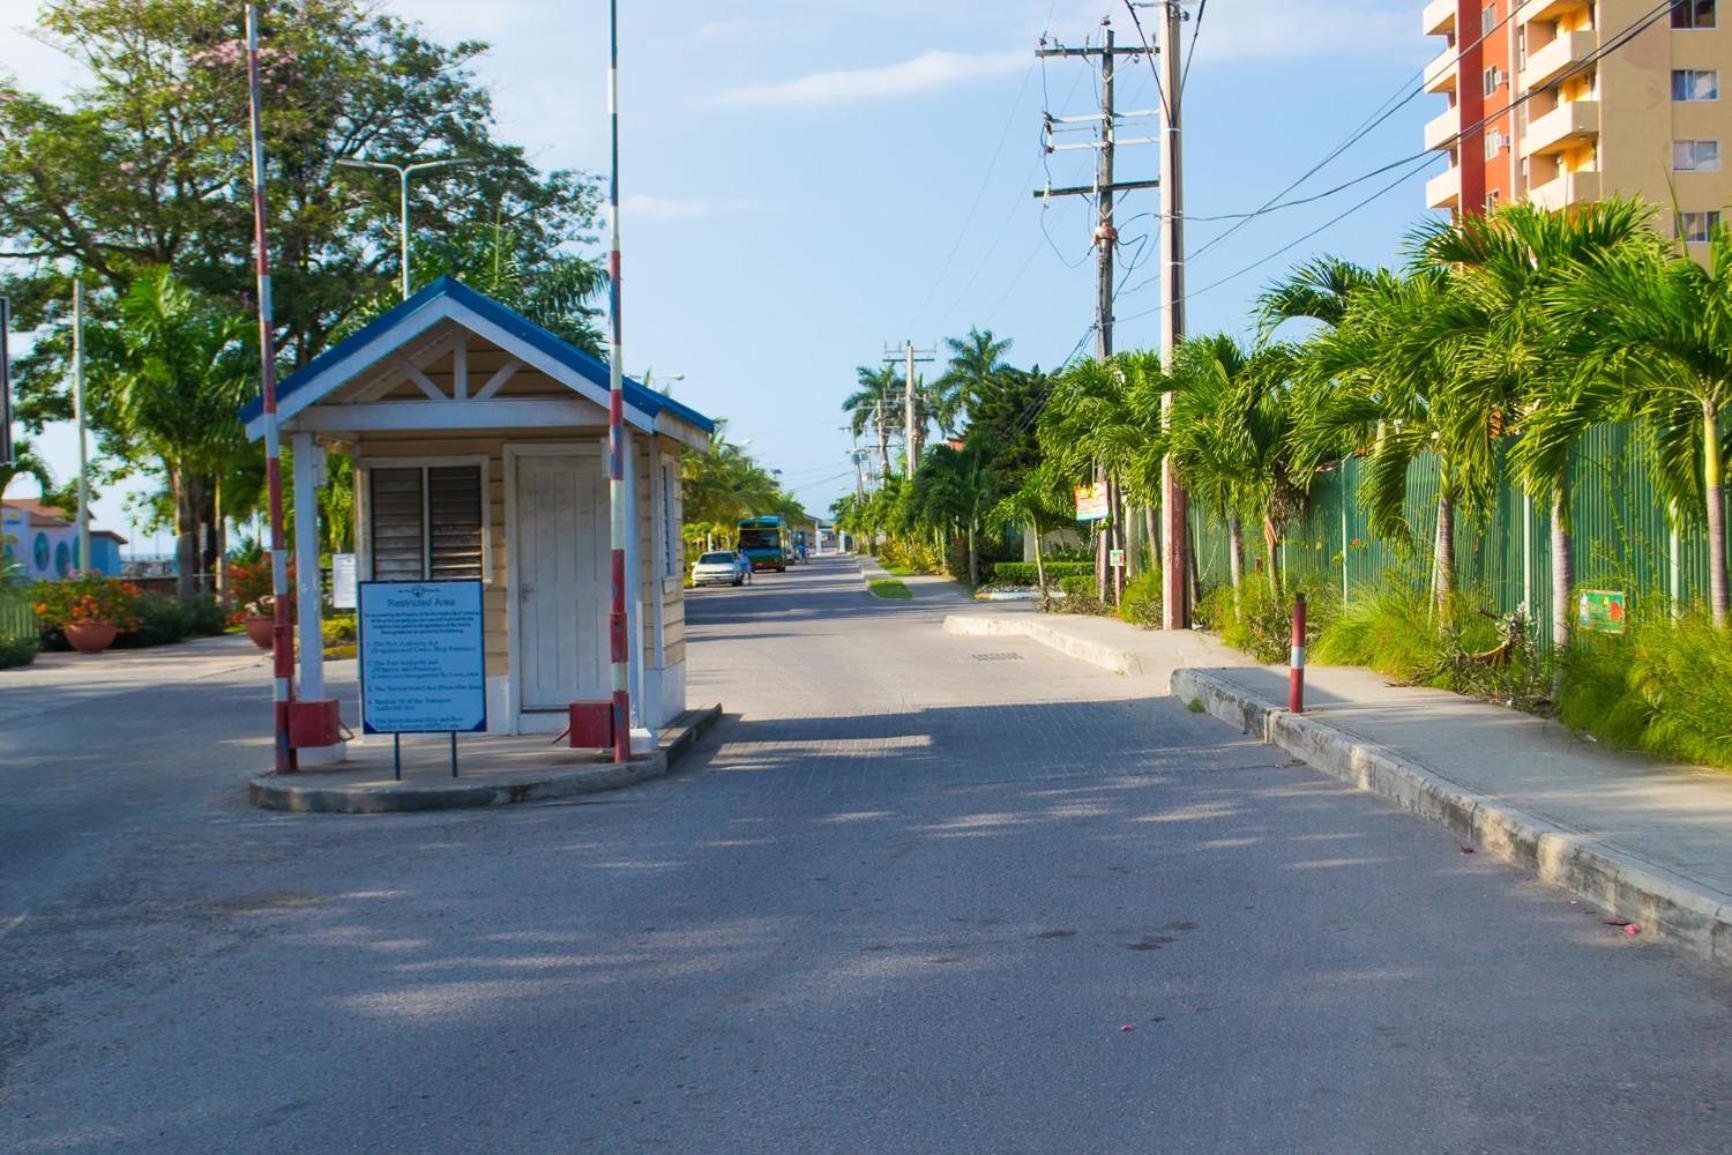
top-left (227, 558), bottom-right (296, 623)
top-left (32, 573), bottom-right (142, 630)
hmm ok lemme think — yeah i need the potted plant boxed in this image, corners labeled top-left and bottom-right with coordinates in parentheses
top-left (228, 558), bottom-right (294, 649)
top-left (32, 572), bottom-right (142, 654)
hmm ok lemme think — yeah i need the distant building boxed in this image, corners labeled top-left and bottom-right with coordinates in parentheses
top-left (1424, 0), bottom-right (1732, 242)
top-left (0, 499), bottom-right (127, 579)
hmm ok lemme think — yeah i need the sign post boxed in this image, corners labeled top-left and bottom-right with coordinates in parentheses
top-left (359, 580), bottom-right (487, 778)
top-left (1074, 483), bottom-right (1110, 522)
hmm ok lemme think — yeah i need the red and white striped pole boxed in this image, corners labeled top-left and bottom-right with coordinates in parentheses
top-left (245, 4), bottom-right (296, 773)
top-left (605, 0), bottom-right (631, 764)
top-left (1289, 591), bottom-right (1306, 715)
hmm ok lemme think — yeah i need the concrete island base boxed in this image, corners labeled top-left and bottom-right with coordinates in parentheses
top-left (249, 704), bottom-right (723, 814)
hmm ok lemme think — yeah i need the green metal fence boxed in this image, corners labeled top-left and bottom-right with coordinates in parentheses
top-left (1189, 422), bottom-right (1722, 649)
top-left (0, 591), bottom-right (38, 644)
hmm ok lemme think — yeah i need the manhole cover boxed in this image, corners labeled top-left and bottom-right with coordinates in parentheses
top-left (972, 652), bottom-right (1025, 661)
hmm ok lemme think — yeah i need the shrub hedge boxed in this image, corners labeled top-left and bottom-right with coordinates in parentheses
top-left (992, 561), bottom-right (1094, 586)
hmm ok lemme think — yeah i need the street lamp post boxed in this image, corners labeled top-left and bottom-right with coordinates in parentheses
top-left (336, 157), bottom-right (479, 300)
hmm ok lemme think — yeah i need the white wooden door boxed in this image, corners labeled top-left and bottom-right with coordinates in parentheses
top-left (515, 452), bottom-right (607, 711)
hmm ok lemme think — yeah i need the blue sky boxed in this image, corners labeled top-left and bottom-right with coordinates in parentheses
top-left (2, 0), bottom-right (1440, 549)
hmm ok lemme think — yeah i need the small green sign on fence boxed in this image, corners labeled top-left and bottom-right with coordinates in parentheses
top-left (1577, 589), bottom-right (1627, 635)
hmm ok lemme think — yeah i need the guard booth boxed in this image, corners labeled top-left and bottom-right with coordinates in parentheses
top-left (240, 277), bottom-right (713, 749)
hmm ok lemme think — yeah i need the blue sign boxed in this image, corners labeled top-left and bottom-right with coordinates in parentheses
top-left (359, 580), bottom-right (487, 735)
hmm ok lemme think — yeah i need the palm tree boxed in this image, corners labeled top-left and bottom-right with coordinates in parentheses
top-left (913, 440), bottom-right (1000, 586)
top-left (934, 327), bottom-right (1013, 435)
top-left (1422, 198), bottom-right (1655, 649)
top-left (1298, 266), bottom-right (1503, 611)
top-left (108, 267), bottom-right (253, 598)
top-left (0, 438), bottom-right (53, 506)
top-left (1168, 335), bottom-right (1309, 595)
top-left (1556, 223), bottom-right (1732, 626)
top-left (842, 365), bottom-right (900, 480)
top-left (1038, 355), bottom-right (1163, 598)
top-left (1256, 256), bottom-right (1379, 340)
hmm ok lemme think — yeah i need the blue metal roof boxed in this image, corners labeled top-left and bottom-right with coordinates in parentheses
top-left (239, 276), bottom-right (715, 433)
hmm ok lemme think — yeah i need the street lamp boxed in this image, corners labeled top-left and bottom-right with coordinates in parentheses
top-left (336, 156), bottom-right (480, 300)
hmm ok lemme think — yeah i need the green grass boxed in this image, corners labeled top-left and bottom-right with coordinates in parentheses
top-left (868, 578), bottom-right (913, 600)
top-left (880, 563), bottom-right (919, 578)
top-left (1560, 612), bottom-right (1732, 771)
top-left (1187, 697), bottom-right (1205, 714)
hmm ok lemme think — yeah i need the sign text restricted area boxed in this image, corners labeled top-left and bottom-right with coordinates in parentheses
top-left (359, 580), bottom-right (487, 734)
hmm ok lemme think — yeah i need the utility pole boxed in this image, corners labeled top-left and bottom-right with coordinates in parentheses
top-left (1035, 17), bottom-right (1156, 602)
top-left (1156, 1), bottom-right (1189, 631)
top-left (883, 341), bottom-right (935, 479)
top-left (72, 279), bottom-right (90, 572)
top-left (605, 0), bottom-right (631, 764)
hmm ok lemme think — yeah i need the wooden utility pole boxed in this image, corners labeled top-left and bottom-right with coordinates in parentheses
top-left (1034, 17), bottom-right (1155, 602)
top-left (1157, 0), bottom-right (1189, 631)
top-left (884, 341), bottom-right (935, 479)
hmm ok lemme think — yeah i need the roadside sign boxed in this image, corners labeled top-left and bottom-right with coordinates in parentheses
top-left (1074, 483), bottom-right (1109, 522)
top-left (359, 580), bottom-right (487, 735)
top-left (330, 553), bottom-right (358, 609)
top-left (1109, 548), bottom-right (1125, 568)
top-left (1577, 589), bottom-right (1627, 635)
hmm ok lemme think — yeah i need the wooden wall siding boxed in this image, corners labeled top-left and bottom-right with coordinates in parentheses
top-left (349, 428), bottom-right (689, 684)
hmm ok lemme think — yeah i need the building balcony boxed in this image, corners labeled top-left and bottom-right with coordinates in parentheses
top-left (1528, 169), bottom-right (1600, 211)
top-left (1424, 46), bottom-right (1459, 94)
top-left (1518, 0), bottom-right (1590, 27)
top-left (1426, 165), bottom-right (1462, 210)
top-left (1424, 107), bottom-right (1461, 150)
top-left (1423, 0), bottom-right (1456, 37)
top-left (1519, 29), bottom-right (1596, 91)
top-left (1521, 99), bottom-right (1598, 156)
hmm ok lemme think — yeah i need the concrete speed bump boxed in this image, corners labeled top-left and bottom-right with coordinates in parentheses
top-left (1173, 668), bottom-right (1732, 973)
top-left (250, 704), bottom-right (722, 815)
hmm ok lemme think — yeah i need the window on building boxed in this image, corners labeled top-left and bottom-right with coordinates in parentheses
top-left (660, 458), bottom-right (680, 578)
top-left (1483, 4), bottom-right (1497, 37)
top-left (1487, 189), bottom-right (1503, 209)
top-left (368, 464), bottom-right (485, 581)
top-left (1673, 0), bottom-right (1716, 29)
top-left (1483, 65), bottom-right (1503, 96)
top-left (1673, 69), bottom-right (1720, 101)
top-left (1679, 210), bottom-right (1723, 242)
top-left (1485, 129), bottom-right (1506, 158)
top-left (1675, 139), bottom-right (1722, 170)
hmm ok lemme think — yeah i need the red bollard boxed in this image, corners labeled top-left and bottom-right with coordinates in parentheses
top-left (1289, 592), bottom-right (1306, 714)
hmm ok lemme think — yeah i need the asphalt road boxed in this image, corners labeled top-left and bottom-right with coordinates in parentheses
top-left (3, 556), bottom-right (1731, 1152)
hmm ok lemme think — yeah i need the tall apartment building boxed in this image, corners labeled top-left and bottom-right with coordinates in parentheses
top-left (1424, 0), bottom-right (1732, 240)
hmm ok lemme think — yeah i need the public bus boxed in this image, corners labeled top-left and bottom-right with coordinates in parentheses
top-left (737, 515), bottom-right (788, 573)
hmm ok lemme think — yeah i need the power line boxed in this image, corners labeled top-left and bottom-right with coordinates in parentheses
top-left (1185, 0), bottom-right (1524, 261)
top-left (909, 60), bottom-right (1040, 329)
top-left (1176, 0), bottom-right (1677, 267)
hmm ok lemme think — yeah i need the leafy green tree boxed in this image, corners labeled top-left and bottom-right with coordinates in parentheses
top-left (0, 438), bottom-right (53, 505)
top-left (2, 0), bottom-right (599, 418)
top-left (1256, 256), bottom-right (1378, 340)
top-left (1555, 223), bottom-right (1732, 626)
top-left (934, 327), bottom-right (1013, 436)
top-left (842, 365), bottom-right (900, 480)
top-left (1421, 198), bottom-right (1655, 648)
top-left (103, 267), bottom-right (252, 597)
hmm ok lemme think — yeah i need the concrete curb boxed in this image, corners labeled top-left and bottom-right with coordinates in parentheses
top-left (1172, 668), bottom-right (1732, 971)
top-left (249, 703), bottom-right (724, 815)
top-left (943, 614), bottom-right (1143, 675)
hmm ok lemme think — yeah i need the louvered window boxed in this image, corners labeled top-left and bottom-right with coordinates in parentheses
top-left (368, 464), bottom-right (486, 581)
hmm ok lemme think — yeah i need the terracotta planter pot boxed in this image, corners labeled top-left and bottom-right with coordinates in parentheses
top-left (244, 615), bottom-right (275, 650)
top-left (64, 621), bottom-right (118, 655)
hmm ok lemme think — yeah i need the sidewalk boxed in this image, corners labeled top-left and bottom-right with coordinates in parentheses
top-left (947, 604), bottom-right (1732, 970)
top-left (0, 633), bottom-right (267, 726)
top-left (854, 556), bottom-right (977, 605)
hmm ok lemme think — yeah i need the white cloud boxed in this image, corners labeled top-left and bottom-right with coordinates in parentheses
top-left (621, 195), bottom-right (758, 220)
top-left (713, 49), bottom-right (1026, 108)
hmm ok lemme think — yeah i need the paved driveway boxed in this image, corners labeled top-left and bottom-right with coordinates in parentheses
top-left (2, 557), bottom-right (1731, 1152)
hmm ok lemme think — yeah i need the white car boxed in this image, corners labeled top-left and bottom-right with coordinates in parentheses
top-left (692, 551), bottom-right (749, 587)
